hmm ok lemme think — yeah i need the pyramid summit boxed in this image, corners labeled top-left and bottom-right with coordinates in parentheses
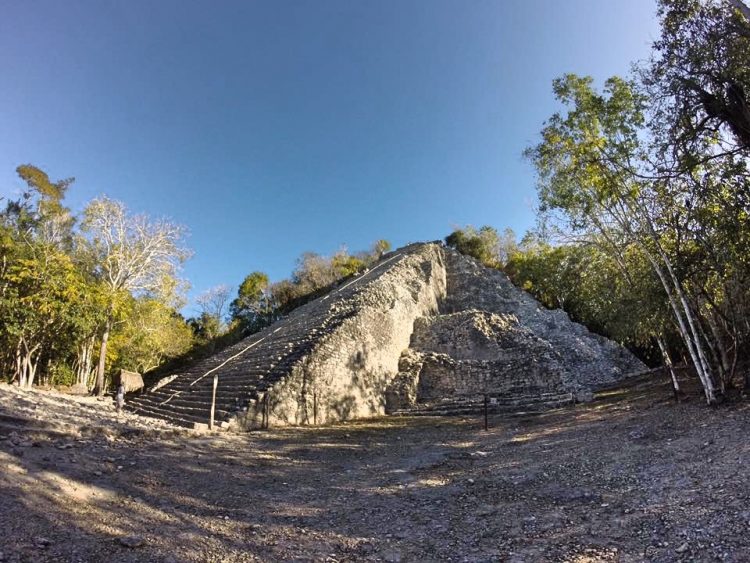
top-left (127, 242), bottom-right (646, 429)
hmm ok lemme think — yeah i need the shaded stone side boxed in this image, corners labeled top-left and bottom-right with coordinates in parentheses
top-left (439, 248), bottom-right (646, 391)
top-left (384, 310), bottom-right (571, 411)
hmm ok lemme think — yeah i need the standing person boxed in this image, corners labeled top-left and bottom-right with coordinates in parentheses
top-left (115, 383), bottom-right (125, 413)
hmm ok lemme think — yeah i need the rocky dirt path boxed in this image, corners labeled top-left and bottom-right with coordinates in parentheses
top-left (1, 379), bottom-right (749, 562)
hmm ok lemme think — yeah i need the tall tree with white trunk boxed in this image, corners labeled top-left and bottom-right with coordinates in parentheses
top-left (79, 197), bottom-right (190, 396)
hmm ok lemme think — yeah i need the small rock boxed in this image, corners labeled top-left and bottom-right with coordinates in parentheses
top-left (119, 535), bottom-right (145, 548)
top-left (676, 542), bottom-right (689, 554)
top-left (380, 548), bottom-right (402, 563)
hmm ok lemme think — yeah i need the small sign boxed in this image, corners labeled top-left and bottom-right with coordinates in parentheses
top-left (489, 398), bottom-right (498, 405)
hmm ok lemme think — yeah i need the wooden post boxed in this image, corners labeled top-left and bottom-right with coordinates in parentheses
top-left (209, 374), bottom-right (218, 430)
top-left (264, 392), bottom-right (270, 430)
top-left (313, 391), bottom-right (317, 426)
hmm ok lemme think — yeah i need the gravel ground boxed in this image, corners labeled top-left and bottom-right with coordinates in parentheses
top-left (1, 378), bottom-right (749, 562)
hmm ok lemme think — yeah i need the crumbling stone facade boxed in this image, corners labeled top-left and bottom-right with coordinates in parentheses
top-left (127, 243), bottom-right (646, 429)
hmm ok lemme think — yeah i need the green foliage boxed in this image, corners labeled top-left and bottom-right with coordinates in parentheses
top-left (0, 164), bottom-right (194, 391)
top-left (331, 251), bottom-right (365, 278)
top-left (445, 226), bottom-right (503, 267)
top-left (372, 239), bottom-right (392, 259)
top-left (523, 2), bottom-right (750, 399)
top-left (109, 297), bottom-right (194, 374)
top-left (229, 271), bottom-right (271, 332)
top-left (645, 0), bottom-right (750, 162)
top-left (47, 362), bottom-right (76, 387)
top-left (506, 236), bottom-right (670, 354)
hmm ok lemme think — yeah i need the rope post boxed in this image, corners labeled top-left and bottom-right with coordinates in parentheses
top-left (313, 390), bottom-right (317, 426)
top-left (209, 373), bottom-right (218, 430)
top-left (267, 392), bottom-right (271, 429)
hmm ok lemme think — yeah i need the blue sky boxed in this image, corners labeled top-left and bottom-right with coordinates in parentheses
top-left (0, 0), bottom-right (659, 314)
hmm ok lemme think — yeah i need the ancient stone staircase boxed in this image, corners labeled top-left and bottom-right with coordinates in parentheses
top-left (127, 251), bottom-right (410, 428)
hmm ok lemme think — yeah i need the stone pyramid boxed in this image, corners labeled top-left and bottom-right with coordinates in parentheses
top-left (127, 243), bottom-right (645, 429)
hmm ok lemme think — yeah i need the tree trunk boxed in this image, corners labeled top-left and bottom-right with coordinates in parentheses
top-left (28, 354), bottom-right (39, 388)
top-left (656, 337), bottom-right (680, 402)
top-left (14, 341), bottom-right (22, 386)
top-left (77, 337), bottom-right (94, 387)
top-left (606, 198), bottom-right (718, 403)
top-left (643, 249), bottom-right (716, 403)
top-left (94, 316), bottom-right (112, 397)
top-left (706, 312), bottom-right (732, 388)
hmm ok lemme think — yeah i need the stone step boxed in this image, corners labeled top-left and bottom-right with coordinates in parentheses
top-left (391, 393), bottom-right (574, 417)
top-left (151, 378), bottom-right (264, 396)
top-left (126, 407), bottom-right (233, 431)
top-left (126, 397), bottom-right (232, 422)
top-left (129, 394), bottom-right (242, 413)
top-left (416, 392), bottom-right (571, 407)
top-left (125, 248), bottom-right (409, 428)
top-left (125, 402), bottom-right (209, 428)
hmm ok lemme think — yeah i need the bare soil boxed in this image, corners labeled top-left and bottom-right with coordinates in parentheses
top-left (1, 377), bottom-right (749, 563)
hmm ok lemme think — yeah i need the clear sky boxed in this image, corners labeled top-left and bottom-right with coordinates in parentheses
top-left (0, 0), bottom-right (659, 314)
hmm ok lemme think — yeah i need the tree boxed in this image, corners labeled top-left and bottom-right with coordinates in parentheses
top-left (525, 74), bottom-right (725, 402)
top-left (195, 284), bottom-right (232, 338)
top-left (80, 197), bottom-right (190, 396)
top-left (13, 164), bottom-right (75, 246)
top-left (371, 239), bottom-right (392, 260)
top-left (445, 225), bottom-right (502, 267)
top-left (644, 0), bottom-right (750, 167)
top-left (230, 271), bottom-right (271, 330)
top-left (292, 252), bottom-right (337, 292)
top-left (109, 297), bottom-right (194, 374)
top-left (331, 247), bottom-right (365, 278)
top-left (0, 166), bottom-right (89, 389)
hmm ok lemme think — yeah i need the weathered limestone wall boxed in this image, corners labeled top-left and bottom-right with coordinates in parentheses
top-left (236, 244), bottom-right (447, 428)
top-left (439, 249), bottom-right (646, 391)
top-left (384, 310), bottom-right (570, 410)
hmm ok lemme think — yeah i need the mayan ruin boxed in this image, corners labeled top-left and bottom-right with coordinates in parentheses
top-left (127, 243), bottom-right (645, 429)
